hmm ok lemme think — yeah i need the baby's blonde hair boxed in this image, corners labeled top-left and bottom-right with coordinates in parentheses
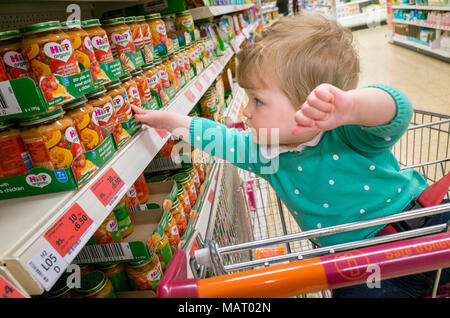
top-left (237, 13), bottom-right (360, 108)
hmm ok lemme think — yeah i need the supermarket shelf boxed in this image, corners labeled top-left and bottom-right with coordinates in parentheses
top-left (338, 9), bottom-right (387, 28)
top-left (392, 5), bottom-right (450, 11)
top-left (337, 0), bottom-right (371, 7)
top-left (0, 46), bottom-right (236, 296)
top-left (392, 18), bottom-right (450, 31)
top-left (390, 34), bottom-right (450, 61)
top-left (189, 3), bottom-right (255, 20)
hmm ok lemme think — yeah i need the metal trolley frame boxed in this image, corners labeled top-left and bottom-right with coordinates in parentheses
top-left (157, 109), bottom-right (450, 298)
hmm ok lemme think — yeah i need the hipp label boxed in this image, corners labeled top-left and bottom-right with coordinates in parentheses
top-left (43, 39), bottom-right (73, 62)
top-left (3, 51), bottom-right (30, 70)
top-left (26, 173), bottom-right (52, 188)
top-left (92, 35), bottom-right (110, 52)
top-left (93, 104), bottom-right (114, 122)
top-left (65, 127), bottom-right (81, 144)
top-left (111, 31), bottom-right (131, 47)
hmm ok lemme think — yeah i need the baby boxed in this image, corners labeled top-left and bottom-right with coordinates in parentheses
top-left (133, 13), bottom-right (449, 298)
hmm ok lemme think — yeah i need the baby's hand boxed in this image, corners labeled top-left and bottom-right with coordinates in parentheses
top-left (132, 105), bottom-right (166, 129)
top-left (292, 84), bottom-right (355, 136)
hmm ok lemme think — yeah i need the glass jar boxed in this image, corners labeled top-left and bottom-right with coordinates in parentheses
top-left (112, 198), bottom-right (135, 238)
top-left (124, 16), bottom-right (144, 51)
top-left (105, 79), bottom-right (133, 124)
top-left (170, 197), bottom-right (188, 237)
top-left (165, 212), bottom-right (180, 249)
top-left (183, 164), bottom-right (201, 193)
top-left (103, 17), bottom-right (137, 73)
top-left (119, 73), bottom-right (142, 108)
top-left (43, 273), bottom-right (75, 298)
top-left (175, 11), bottom-right (195, 40)
top-left (163, 54), bottom-right (180, 92)
top-left (19, 107), bottom-right (84, 170)
top-left (143, 61), bottom-right (167, 108)
top-left (177, 182), bottom-right (191, 218)
top-left (134, 173), bottom-right (149, 204)
top-left (125, 254), bottom-right (163, 291)
top-left (0, 119), bottom-right (33, 177)
top-left (131, 68), bottom-right (151, 108)
top-left (0, 30), bottom-right (34, 81)
top-left (124, 183), bottom-right (140, 209)
top-left (195, 161), bottom-right (206, 184)
top-left (92, 211), bottom-right (122, 244)
top-left (147, 231), bottom-right (172, 272)
top-left (74, 270), bottom-right (116, 298)
top-left (63, 96), bottom-right (104, 151)
top-left (173, 172), bottom-right (197, 207)
top-left (81, 19), bottom-right (115, 64)
top-left (135, 16), bottom-right (154, 65)
top-left (156, 57), bottom-right (172, 103)
top-left (145, 13), bottom-right (168, 57)
top-left (97, 262), bottom-right (130, 292)
top-left (174, 51), bottom-right (188, 84)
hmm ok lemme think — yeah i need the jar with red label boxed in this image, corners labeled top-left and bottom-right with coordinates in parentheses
top-left (155, 58), bottom-right (172, 104)
top-left (119, 73), bottom-right (142, 109)
top-left (195, 161), bottom-right (205, 184)
top-left (19, 107), bottom-right (85, 170)
top-left (170, 197), bottom-right (188, 238)
top-left (81, 19), bottom-right (115, 65)
top-left (142, 61), bottom-right (168, 108)
top-left (125, 184), bottom-right (140, 209)
top-left (131, 69), bottom-right (152, 108)
top-left (145, 13), bottom-right (167, 57)
top-left (134, 173), bottom-right (149, 204)
top-left (163, 55), bottom-right (180, 92)
top-left (0, 30), bottom-right (34, 81)
top-left (0, 119), bottom-right (33, 177)
top-left (172, 172), bottom-right (197, 207)
top-left (135, 16), bottom-right (154, 65)
top-left (176, 182), bottom-right (191, 218)
top-left (61, 20), bottom-right (109, 88)
top-left (103, 17), bottom-right (137, 73)
top-left (105, 79), bottom-right (133, 124)
top-left (124, 17), bottom-right (144, 51)
top-left (86, 87), bottom-right (130, 146)
top-left (21, 21), bottom-right (81, 105)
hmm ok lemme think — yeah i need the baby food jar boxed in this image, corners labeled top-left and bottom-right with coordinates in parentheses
top-left (113, 198), bottom-right (135, 238)
top-left (19, 107), bottom-right (84, 170)
top-left (134, 173), bottom-right (149, 204)
top-left (156, 57), bottom-right (172, 103)
top-left (177, 182), bottom-right (191, 217)
top-left (173, 172), bottom-right (197, 207)
top-left (165, 212), bottom-right (180, 249)
top-left (119, 73), bottom-right (142, 109)
top-left (97, 262), bottom-right (130, 292)
top-left (124, 183), bottom-right (140, 209)
top-left (92, 211), bottom-right (122, 244)
top-left (131, 68), bottom-right (152, 108)
top-left (170, 196), bottom-right (188, 237)
top-left (42, 273), bottom-right (75, 298)
top-left (61, 20), bottom-right (107, 88)
top-left (183, 163), bottom-right (201, 193)
top-left (63, 96), bottom-right (104, 151)
top-left (105, 79), bottom-right (133, 124)
top-left (145, 13), bottom-right (167, 57)
top-left (174, 51), bottom-right (188, 83)
top-left (175, 11), bottom-right (194, 40)
top-left (81, 19), bottom-right (115, 64)
top-left (74, 271), bottom-right (116, 298)
top-left (0, 119), bottom-right (33, 177)
top-left (195, 161), bottom-right (206, 185)
top-left (0, 30), bottom-right (34, 81)
top-left (125, 254), bottom-right (163, 291)
top-left (135, 16), bottom-right (154, 65)
top-left (103, 17), bottom-right (136, 73)
top-left (142, 62), bottom-right (166, 108)
top-left (147, 232), bottom-right (172, 272)
top-left (124, 16), bottom-right (144, 51)
top-left (163, 55), bottom-right (180, 92)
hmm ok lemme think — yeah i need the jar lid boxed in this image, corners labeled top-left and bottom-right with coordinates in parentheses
top-left (145, 13), bottom-right (161, 20)
top-left (141, 63), bottom-right (154, 70)
top-left (176, 10), bottom-right (192, 16)
top-left (0, 119), bottom-right (16, 130)
top-left (105, 79), bottom-right (121, 89)
top-left (62, 95), bottom-right (88, 110)
top-left (97, 262), bottom-right (120, 270)
top-left (0, 30), bottom-right (21, 41)
top-left (102, 17), bottom-right (125, 25)
top-left (81, 19), bottom-right (101, 27)
top-left (170, 196), bottom-right (180, 210)
top-left (172, 172), bottom-right (190, 184)
top-left (86, 86), bottom-right (107, 98)
top-left (182, 164), bottom-right (195, 173)
top-left (130, 69), bottom-right (143, 76)
top-left (124, 16), bottom-right (136, 23)
top-left (19, 107), bottom-right (65, 126)
top-left (74, 271), bottom-right (108, 296)
top-left (43, 273), bottom-right (71, 298)
top-left (176, 183), bottom-right (185, 194)
top-left (20, 21), bottom-right (62, 35)
top-left (119, 74), bottom-right (132, 81)
top-left (135, 16), bottom-right (145, 22)
top-left (127, 258), bottom-right (151, 268)
top-left (61, 20), bottom-right (81, 29)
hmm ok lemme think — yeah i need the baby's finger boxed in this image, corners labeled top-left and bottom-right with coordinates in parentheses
top-left (306, 93), bottom-right (334, 114)
top-left (314, 84), bottom-right (334, 103)
top-left (301, 101), bottom-right (329, 121)
top-left (131, 105), bottom-right (146, 114)
top-left (294, 109), bottom-right (315, 127)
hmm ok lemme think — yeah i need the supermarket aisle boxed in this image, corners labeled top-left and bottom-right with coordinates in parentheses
top-left (354, 25), bottom-right (450, 114)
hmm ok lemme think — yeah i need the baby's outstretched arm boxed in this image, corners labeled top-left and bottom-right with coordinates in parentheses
top-left (292, 84), bottom-right (398, 135)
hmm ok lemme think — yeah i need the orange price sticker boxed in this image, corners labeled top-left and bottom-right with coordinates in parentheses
top-left (194, 80), bottom-right (203, 92)
top-left (208, 188), bottom-right (215, 203)
top-left (184, 88), bottom-right (196, 103)
top-left (0, 275), bottom-right (26, 298)
top-left (203, 73), bottom-right (210, 82)
top-left (44, 203), bottom-right (93, 258)
top-left (155, 128), bottom-right (169, 139)
top-left (90, 168), bottom-right (126, 209)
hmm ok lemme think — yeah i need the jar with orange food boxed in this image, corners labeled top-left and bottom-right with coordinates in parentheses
top-left (131, 68), bottom-right (152, 109)
top-left (145, 13), bottom-right (168, 57)
top-left (147, 231), bottom-right (173, 272)
top-left (124, 17), bottom-right (144, 51)
top-left (92, 211), bottom-right (122, 244)
top-left (119, 73), bottom-right (142, 109)
top-left (21, 21), bottom-right (81, 106)
top-left (0, 119), bottom-right (33, 177)
top-left (163, 54), bottom-right (180, 93)
top-left (170, 197), bottom-right (188, 237)
top-left (174, 51), bottom-right (189, 84)
top-left (61, 20), bottom-right (108, 88)
top-left (142, 60), bottom-right (167, 108)
top-left (74, 271), bottom-right (116, 298)
top-left (134, 173), bottom-right (149, 204)
top-left (176, 182), bottom-right (191, 218)
top-left (135, 16), bottom-right (154, 65)
top-left (63, 96), bottom-right (104, 151)
top-left (103, 17), bottom-right (137, 74)
top-left (182, 47), bottom-right (194, 79)
top-left (19, 107), bottom-right (85, 170)
top-left (168, 53), bottom-right (184, 88)
top-left (183, 163), bottom-right (201, 193)
top-left (105, 79), bottom-right (133, 124)
top-left (156, 57), bottom-right (173, 102)
top-left (81, 19), bottom-right (115, 65)
top-left (140, 63), bottom-right (161, 110)
top-left (125, 254), bottom-right (162, 291)
top-left (172, 172), bottom-right (198, 207)
top-left (165, 212), bottom-right (180, 249)
top-left (86, 86), bottom-right (130, 147)
top-left (0, 30), bottom-right (34, 81)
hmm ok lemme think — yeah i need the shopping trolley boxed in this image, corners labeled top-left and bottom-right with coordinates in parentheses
top-left (157, 109), bottom-right (450, 298)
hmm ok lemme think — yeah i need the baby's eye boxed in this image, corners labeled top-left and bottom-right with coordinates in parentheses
top-left (255, 98), bottom-right (263, 106)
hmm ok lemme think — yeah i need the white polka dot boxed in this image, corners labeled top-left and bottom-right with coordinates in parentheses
top-left (298, 166), bottom-right (303, 172)
top-left (387, 199), bottom-right (391, 203)
top-left (384, 136), bottom-right (391, 141)
top-left (364, 185), bottom-right (370, 191)
top-left (323, 203), bottom-right (329, 208)
top-left (294, 189), bottom-right (300, 195)
top-left (217, 125), bottom-right (221, 129)
top-left (329, 180), bottom-right (335, 185)
top-left (230, 148), bottom-right (235, 153)
top-left (196, 136), bottom-right (201, 141)
top-left (333, 154), bottom-right (339, 160)
top-left (360, 209), bottom-right (365, 214)
top-left (317, 223), bottom-right (322, 228)
top-left (248, 167), bottom-right (252, 171)
top-left (369, 165), bottom-right (375, 171)
top-left (398, 188), bottom-right (402, 193)
top-left (293, 211), bottom-right (298, 215)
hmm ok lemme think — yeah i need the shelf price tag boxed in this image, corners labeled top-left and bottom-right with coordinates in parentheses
top-left (90, 168), bottom-right (127, 211)
top-left (208, 188), bottom-right (215, 204)
top-left (0, 275), bottom-right (26, 298)
top-left (44, 203), bottom-right (94, 261)
top-left (154, 128), bottom-right (169, 139)
top-left (202, 73), bottom-right (210, 83)
top-left (194, 80), bottom-right (203, 93)
top-left (184, 88), bottom-right (197, 103)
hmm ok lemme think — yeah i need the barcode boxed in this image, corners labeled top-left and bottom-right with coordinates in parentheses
top-left (145, 156), bottom-right (182, 173)
top-left (0, 89), bottom-right (7, 111)
top-left (127, 204), bottom-right (148, 213)
top-left (73, 243), bottom-right (133, 264)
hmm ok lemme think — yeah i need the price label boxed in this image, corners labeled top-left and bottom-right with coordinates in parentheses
top-left (208, 188), bottom-right (215, 204)
top-left (202, 73), bottom-right (210, 83)
top-left (90, 168), bottom-right (126, 211)
top-left (0, 275), bottom-right (26, 298)
top-left (208, 65), bottom-right (216, 77)
top-left (0, 81), bottom-right (22, 117)
top-left (214, 62), bottom-right (221, 74)
top-left (155, 128), bottom-right (169, 139)
top-left (189, 239), bottom-right (200, 257)
top-left (44, 203), bottom-right (94, 259)
top-left (184, 88), bottom-right (196, 103)
top-left (194, 80), bottom-right (203, 92)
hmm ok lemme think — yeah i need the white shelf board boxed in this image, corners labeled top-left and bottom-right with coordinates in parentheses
top-left (189, 3), bottom-right (255, 20)
top-left (392, 5), bottom-right (450, 11)
top-left (338, 9), bottom-right (387, 28)
top-left (392, 18), bottom-right (450, 31)
top-left (390, 34), bottom-right (450, 59)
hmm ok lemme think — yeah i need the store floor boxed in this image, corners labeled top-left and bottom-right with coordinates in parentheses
top-left (354, 25), bottom-right (450, 114)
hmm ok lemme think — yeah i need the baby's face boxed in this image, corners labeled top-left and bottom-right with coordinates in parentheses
top-left (242, 75), bottom-right (319, 146)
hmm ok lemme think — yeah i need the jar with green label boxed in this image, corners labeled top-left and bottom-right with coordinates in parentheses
top-left (92, 211), bottom-right (122, 244)
top-left (173, 172), bottom-right (197, 207)
top-left (148, 231), bottom-right (173, 272)
top-left (125, 254), bottom-right (162, 291)
top-left (112, 199), bottom-right (135, 238)
top-left (74, 271), bottom-right (116, 298)
top-left (97, 262), bottom-right (130, 292)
